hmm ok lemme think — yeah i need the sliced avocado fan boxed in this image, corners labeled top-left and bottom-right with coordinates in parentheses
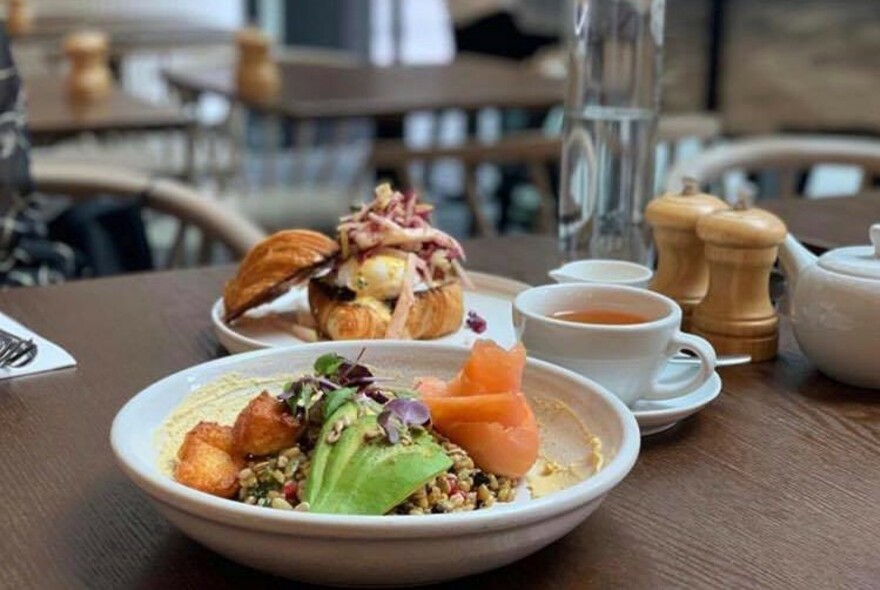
top-left (305, 401), bottom-right (452, 515)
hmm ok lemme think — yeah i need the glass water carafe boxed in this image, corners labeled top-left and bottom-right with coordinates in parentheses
top-left (558, 0), bottom-right (665, 263)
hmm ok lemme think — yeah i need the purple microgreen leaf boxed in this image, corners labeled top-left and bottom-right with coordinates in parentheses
top-left (376, 409), bottom-right (391, 431)
top-left (345, 375), bottom-right (393, 388)
top-left (377, 409), bottom-right (401, 444)
top-left (466, 310), bottom-right (487, 334)
top-left (338, 361), bottom-right (372, 383)
top-left (384, 398), bottom-right (431, 426)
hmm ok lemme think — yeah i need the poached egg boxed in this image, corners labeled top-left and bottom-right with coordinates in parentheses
top-left (335, 255), bottom-right (407, 300)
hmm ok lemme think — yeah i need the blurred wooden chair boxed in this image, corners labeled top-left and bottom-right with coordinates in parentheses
top-left (163, 43), bottom-right (362, 189)
top-left (666, 135), bottom-right (880, 200)
top-left (31, 159), bottom-right (266, 268)
top-left (368, 112), bottom-right (722, 236)
top-left (162, 44), bottom-right (368, 233)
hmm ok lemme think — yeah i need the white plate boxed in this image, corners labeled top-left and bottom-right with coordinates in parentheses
top-left (212, 271), bottom-right (530, 354)
top-left (111, 341), bottom-right (640, 587)
top-left (631, 363), bottom-right (722, 436)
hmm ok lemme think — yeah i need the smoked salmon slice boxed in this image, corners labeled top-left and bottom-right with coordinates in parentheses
top-left (417, 340), bottom-right (539, 478)
top-left (442, 416), bottom-right (539, 479)
top-left (446, 340), bottom-right (527, 396)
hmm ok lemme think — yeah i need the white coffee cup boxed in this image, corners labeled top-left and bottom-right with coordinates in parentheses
top-left (513, 284), bottom-right (716, 407)
top-left (548, 259), bottom-right (653, 288)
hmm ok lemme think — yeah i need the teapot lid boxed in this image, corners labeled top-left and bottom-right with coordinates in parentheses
top-left (818, 224), bottom-right (880, 280)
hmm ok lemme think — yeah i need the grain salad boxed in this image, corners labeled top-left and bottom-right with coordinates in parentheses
top-left (237, 438), bottom-right (517, 514)
top-left (172, 341), bottom-right (538, 516)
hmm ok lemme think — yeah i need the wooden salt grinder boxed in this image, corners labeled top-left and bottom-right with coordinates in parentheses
top-left (645, 178), bottom-right (729, 331)
top-left (692, 203), bottom-right (787, 362)
top-left (6, 0), bottom-right (33, 36)
top-left (62, 30), bottom-right (112, 105)
top-left (235, 27), bottom-right (280, 103)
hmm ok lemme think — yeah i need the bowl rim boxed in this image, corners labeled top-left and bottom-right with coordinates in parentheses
top-left (111, 341), bottom-right (640, 539)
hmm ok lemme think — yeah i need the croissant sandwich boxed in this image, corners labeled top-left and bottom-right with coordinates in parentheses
top-left (223, 184), bottom-right (471, 340)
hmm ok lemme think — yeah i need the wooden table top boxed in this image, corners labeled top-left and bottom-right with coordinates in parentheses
top-left (162, 56), bottom-right (565, 121)
top-left (0, 234), bottom-right (877, 589)
top-left (25, 76), bottom-right (190, 143)
top-left (762, 193), bottom-right (880, 251)
top-left (12, 15), bottom-right (233, 53)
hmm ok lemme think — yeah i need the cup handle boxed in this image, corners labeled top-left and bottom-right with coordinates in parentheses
top-left (643, 332), bottom-right (717, 401)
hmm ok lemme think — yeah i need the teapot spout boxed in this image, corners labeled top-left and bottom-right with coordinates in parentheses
top-left (778, 233), bottom-right (816, 285)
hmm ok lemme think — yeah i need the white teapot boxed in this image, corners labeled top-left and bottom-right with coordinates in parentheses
top-left (779, 224), bottom-right (880, 389)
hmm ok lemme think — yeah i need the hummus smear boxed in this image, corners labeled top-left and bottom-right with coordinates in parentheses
top-left (155, 373), bottom-right (291, 477)
top-left (526, 397), bottom-right (604, 499)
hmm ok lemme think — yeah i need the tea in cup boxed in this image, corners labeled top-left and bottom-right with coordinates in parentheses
top-left (513, 284), bottom-right (716, 407)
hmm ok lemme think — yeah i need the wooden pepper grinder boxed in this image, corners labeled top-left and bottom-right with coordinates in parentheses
top-left (6, 0), bottom-right (33, 36)
top-left (692, 200), bottom-right (787, 362)
top-left (645, 178), bottom-right (729, 331)
top-left (235, 27), bottom-right (280, 103)
top-left (62, 30), bottom-right (112, 105)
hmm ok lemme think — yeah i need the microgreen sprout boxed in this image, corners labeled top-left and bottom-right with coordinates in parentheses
top-left (377, 398), bottom-right (431, 444)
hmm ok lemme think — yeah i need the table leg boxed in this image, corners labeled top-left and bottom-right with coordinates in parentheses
top-left (528, 160), bottom-right (556, 234)
top-left (267, 113), bottom-right (283, 187)
top-left (178, 88), bottom-right (202, 184)
top-left (464, 163), bottom-right (495, 237)
top-left (226, 104), bottom-right (245, 193)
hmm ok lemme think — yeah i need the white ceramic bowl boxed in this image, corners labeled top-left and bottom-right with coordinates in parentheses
top-left (111, 342), bottom-right (640, 587)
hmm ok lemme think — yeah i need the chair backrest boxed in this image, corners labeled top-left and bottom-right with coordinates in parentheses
top-left (163, 46), bottom-right (369, 220)
top-left (365, 112), bottom-right (722, 236)
top-left (30, 158), bottom-right (266, 268)
top-left (369, 112), bottom-right (721, 169)
top-left (666, 135), bottom-right (880, 200)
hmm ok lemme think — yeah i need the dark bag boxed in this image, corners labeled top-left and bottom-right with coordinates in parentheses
top-left (48, 197), bottom-right (153, 276)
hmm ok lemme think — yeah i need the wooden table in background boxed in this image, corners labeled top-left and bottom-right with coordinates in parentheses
top-left (762, 193), bottom-right (880, 251)
top-left (25, 76), bottom-right (191, 145)
top-left (0, 235), bottom-right (877, 589)
top-left (162, 56), bottom-right (565, 121)
top-left (163, 55), bottom-right (564, 191)
top-left (12, 15), bottom-right (233, 58)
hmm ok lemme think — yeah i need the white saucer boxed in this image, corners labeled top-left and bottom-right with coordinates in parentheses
top-left (630, 363), bottom-right (722, 436)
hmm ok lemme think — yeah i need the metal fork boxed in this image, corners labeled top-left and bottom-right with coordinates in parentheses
top-left (0, 328), bottom-right (38, 369)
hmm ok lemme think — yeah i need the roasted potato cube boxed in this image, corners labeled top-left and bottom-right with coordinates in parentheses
top-left (177, 421), bottom-right (236, 458)
top-left (175, 422), bottom-right (242, 498)
top-left (232, 391), bottom-right (303, 457)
